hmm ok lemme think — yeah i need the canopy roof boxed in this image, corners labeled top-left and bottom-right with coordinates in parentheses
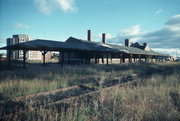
top-left (0, 37), bottom-right (169, 57)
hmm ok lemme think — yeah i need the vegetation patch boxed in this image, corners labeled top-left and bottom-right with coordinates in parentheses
top-left (0, 62), bottom-right (180, 120)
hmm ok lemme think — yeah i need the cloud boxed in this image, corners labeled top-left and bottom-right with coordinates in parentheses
top-left (142, 15), bottom-right (180, 48)
top-left (107, 25), bottom-right (146, 44)
top-left (165, 14), bottom-right (180, 26)
top-left (121, 25), bottom-right (141, 36)
top-left (13, 23), bottom-right (30, 29)
top-left (33, 0), bottom-right (77, 14)
top-left (108, 15), bottom-right (180, 48)
top-left (107, 14), bottom-right (180, 56)
top-left (155, 9), bottom-right (163, 14)
top-left (152, 48), bottom-right (180, 57)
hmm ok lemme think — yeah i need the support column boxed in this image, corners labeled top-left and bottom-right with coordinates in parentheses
top-left (151, 56), bottom-right (154, 62)
top-left (58, 51), bottom-right (61, 64)
top-left (106, 53), bottom-right (109, 64)
top-left (23, 50), bottom-right (27, 68)
top-left (68, 51), bottom-right (71, 65)
top-left (139, 55), bottom-right (141, 62)
top-left (110, 56), bottom-right (112, 64)
top-left (61, 51), bottom-right (64, 67)
top-left (122, 55), bottom-right (125, 63)
top-left (102, 55), bottom-right (104, 64)
top-left (129, 54), bottom-right (132, 63)
top-left (151, 56), bottom-right (153, 62)
top-left (148, 56), bottom-right (150, 62)
top-left (95, 53), bottom-right (97, 64)
top-left (134, 57), bottom-right (136, 62)
top-left (155, 56), bottom-right (158, 62)
top-left (158, 56), bottom-right (161, 62)
top-left (120, 53), bottom-right (122, 64)
top-left (8, 49), bottom-right (11, 68)
top-left (88, 53), bottom-right (91, 64)
top-left (41, 51), bottom-right (47, 66)
top-left (145, 55), bottom-right (148, 62)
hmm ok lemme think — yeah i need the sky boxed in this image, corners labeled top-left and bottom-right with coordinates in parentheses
top-left (0, 0), bottom-right (180, 56)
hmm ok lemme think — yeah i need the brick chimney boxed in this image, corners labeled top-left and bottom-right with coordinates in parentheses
top-left (87, 30), bottom-right (91, 41)
top-left (125, 39), bottom-right (130, 47)
top-left (102, 33), bottom-right (106, 43)
top-left (143, 42), bottom-right (147, 47)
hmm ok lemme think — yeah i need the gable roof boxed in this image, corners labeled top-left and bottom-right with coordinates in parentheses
top-left (65, 37), bottom-right (120, 52)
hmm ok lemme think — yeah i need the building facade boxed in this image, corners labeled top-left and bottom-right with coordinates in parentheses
top-left (7, 34), bottom-right (42, 60)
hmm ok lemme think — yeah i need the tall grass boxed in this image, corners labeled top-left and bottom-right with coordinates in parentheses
top-left (0, 63), bottom-right (136, 99)
top-left (0, 62), bottom-right (180, 121)
top-left (1, 62), bottom-right (180, 99)
top-left (55, 69), bottom-right (180, 121)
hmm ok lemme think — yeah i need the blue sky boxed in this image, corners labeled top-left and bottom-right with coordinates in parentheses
top-left (0, 0), bottom-right (180, 56)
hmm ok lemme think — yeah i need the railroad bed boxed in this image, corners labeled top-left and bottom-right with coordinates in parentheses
top-left (0, 73), bottom-right (151, 120)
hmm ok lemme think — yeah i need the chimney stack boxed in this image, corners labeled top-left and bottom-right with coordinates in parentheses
top-left (125, 39), bottom-right (130, 47)
top-left (87, 30), bottom-right (91, 41)
top-left (102, 33), bottom-right (106, 43)
top-left (143, 42), bottom-right (147, 47)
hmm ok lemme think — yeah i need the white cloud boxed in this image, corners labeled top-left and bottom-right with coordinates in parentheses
top-left (121, 25), bottom-right (141, 36)
top-left (34, 0), bottom-right (77, 14)
top-left (107, 25), bottom-right (146, 44)
top-left (13, 23), bottom-right (30, 29)
top-left (155, 9), bottom-right (163, 14)
top-left (143, 15), bottom-right (180, 48)
top-left (106, 34), bottom-right (113, 39)
top-left (107, 14), bottom-right (180, 56)
top-left (165, 14), bottom-right (180, 26)
top-left (152, 48), bottom-right (180, 57)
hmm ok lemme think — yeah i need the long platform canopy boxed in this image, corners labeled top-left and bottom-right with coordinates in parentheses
top-left (0, 36), bottom-right (169, 57)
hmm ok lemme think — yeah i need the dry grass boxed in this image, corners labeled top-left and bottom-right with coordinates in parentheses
top-left (0, 62), bottom-right (180, 121)
top-left (0, 63), bottom-right (136, 99)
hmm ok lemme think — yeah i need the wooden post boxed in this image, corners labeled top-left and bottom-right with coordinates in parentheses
top-left (95, 53), bottom-right (97, 64)
top-left (110, 56), bottom-right (112, 64)
top-left (155, 56), bottom-right (158, 62)
top-left (106, 53), bottom-right (108, 64)
top-left (8, 49), bottom-right (11, 68)
top-left (43, 52), bottom-right (45, 66)
top-left (130, 54), bottom-right (132, 63)
top-left (58, 51), bottom-right (61, 64)
top-left (150, 56), bottom-right (152, 62)
top-left (41, 51), bottom-right (47, 66)
top-left (23, 50), bottom-right (27, 68)
top-left (120, 53), bottom-right (122, 64)
top-left (145, 55), bottom-right (148, 62)
top-left (139, 55), bottom-right (141, 62)
top-left (61, 51), bottom-right (64, 67)
top-left (88, 53), bottom-right (91, 64)
top-left (97, 58), bottom-right (99, 64)
top-left (102, 55), bottom-right (104, 64)
top-left (129, 54), bottom-right (132, 63)
top-left (68, 51), bottom-right (71, 65)
top-left (151, 56), bottom-right (154, 62)
top-left (122, 55), bottom-right (125, 63)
